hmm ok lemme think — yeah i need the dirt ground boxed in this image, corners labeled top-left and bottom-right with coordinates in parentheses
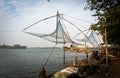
top-left (46, 53), bottom-right (120, 78)
top-left (107, 54), bottom-right (120, 78)
top-left (86, 54), bottom-right (120, 78)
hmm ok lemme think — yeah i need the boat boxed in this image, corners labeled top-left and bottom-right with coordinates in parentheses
top-left (22, 11), bottom-right (109, 78)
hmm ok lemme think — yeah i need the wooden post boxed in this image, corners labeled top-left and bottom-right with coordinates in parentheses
top-left (56, 11), bottom-right (59, 44)
top-left (39, 67), bottom-right (46, 78)
top-left (63, 46), bottom-right (66, 67)
top-left (63, 49), bottom-right (66, 65)
top-left (74, 45), bottom-right (78, 66)
top-left (85, 42), bottom-right (88, 63)
top-left (105, 27), bottom-right (109, 65)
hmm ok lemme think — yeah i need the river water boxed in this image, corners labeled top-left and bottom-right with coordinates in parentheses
top-left (0, 48), bottom-right (86, 78)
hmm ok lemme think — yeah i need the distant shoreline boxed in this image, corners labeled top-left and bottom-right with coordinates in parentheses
top-left (28, 47), bottom-right (61, 49)
top-left (0, 44), bottom-right (27, 49)
top-left (0, 44), bottom-right (62, 49)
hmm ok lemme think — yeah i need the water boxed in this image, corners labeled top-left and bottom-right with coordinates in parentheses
top-left (0, 48), bottom-right (86, 78)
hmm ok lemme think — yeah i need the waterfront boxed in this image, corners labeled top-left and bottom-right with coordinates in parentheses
top-left (0, 48), bottom-right (86, 78)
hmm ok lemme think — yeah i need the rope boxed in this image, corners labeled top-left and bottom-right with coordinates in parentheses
top-left (73, 29), bottom-right (88, 38)
top-left (43, 44), bottom-right (56, 67)
top-left (63, 14), bottom-right (94, 24)
top-left (93, 31), bottom-right (103, 44)
top-left (59, 16), bottom-right (75, 44)
top-left (62, 17), bottom-right (94, 46)
top-left (22, 15), bottom-right (57, 31)
top-left (22, 14), bottom-right (63, 32)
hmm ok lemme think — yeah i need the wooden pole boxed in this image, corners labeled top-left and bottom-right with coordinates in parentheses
top-left (63, 48), bottom-right (66, 66)
top-left (105, 27), bottom-right (109, 65)
top-left (39, 67), bottom-right (46, 78)
top-left (85, 42), bottom-right (88, 63)
top-left (56, 11), bottom-right (59, 44)
top-left (74, 45), bottom-right (78, 66)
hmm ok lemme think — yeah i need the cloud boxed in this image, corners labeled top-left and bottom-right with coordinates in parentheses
top-left (0, 0), bottom-right (97, 47)
top-left (0, 0), bottom-right (45, 17)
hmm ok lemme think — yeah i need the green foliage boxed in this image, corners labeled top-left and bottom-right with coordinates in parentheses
top-left (86, 0), bottom-right (120, 45)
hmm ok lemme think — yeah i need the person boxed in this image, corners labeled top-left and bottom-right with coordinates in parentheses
top-left (95, 51), bottom-right (100, 60)
top-left (89, 51), bottom-right (100, 65)
top-left (101, 54), bottom-right (111, 64)
top-left (71, 44), bottom-right (75, 48)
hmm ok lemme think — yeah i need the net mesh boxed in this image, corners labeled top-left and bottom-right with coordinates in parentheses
top-left (24, 15), bottom-right (74, 44)
top-left (23, 13), bottom-right (103, 46)
top-left (76, 31), bottom-right (103, 47)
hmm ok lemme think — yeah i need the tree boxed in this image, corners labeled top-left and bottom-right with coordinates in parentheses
top-left (86, 0), bottom-right (120, 45)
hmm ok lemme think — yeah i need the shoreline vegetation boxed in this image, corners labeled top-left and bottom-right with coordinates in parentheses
top-left (0, 44), bottom-right (62, 49)
top-left (0, 44), bottom-right (27, 49)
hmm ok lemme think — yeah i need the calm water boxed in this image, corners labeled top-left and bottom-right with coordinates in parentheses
top-left (0, 48), bottom-right (86, 78)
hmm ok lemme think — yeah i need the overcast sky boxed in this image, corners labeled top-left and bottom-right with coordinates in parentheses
top-left (0, 0), bottom-right (97, 47)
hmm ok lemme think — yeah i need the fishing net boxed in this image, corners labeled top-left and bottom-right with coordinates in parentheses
top-left (75, 30), bottom-right (103, 47)
top-left (23, 13), bottom-right (74, 44)
top-left (23, 12), bottom-right (103, 46)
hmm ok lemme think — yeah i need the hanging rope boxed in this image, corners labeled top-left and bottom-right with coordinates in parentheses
top-left (93, 30), bottom-right (103, 44)
top-left (59, 16), bottom-right (74, 44)
top-left (22, 15), bottom-right (57, 31)
top-left (62, 17), bottom-right (94, 46)
top-left (22, 14), bottom-right (63, 32)
top-left (43, 44), bottom-right (57, 68)
top-left (63, 14), bottom-right (94, 24)
top-left (73, 29), bottom-right (88, 38)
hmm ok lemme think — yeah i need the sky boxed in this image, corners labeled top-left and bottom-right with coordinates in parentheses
top-left (0, 0), bottom-right (97, 47)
